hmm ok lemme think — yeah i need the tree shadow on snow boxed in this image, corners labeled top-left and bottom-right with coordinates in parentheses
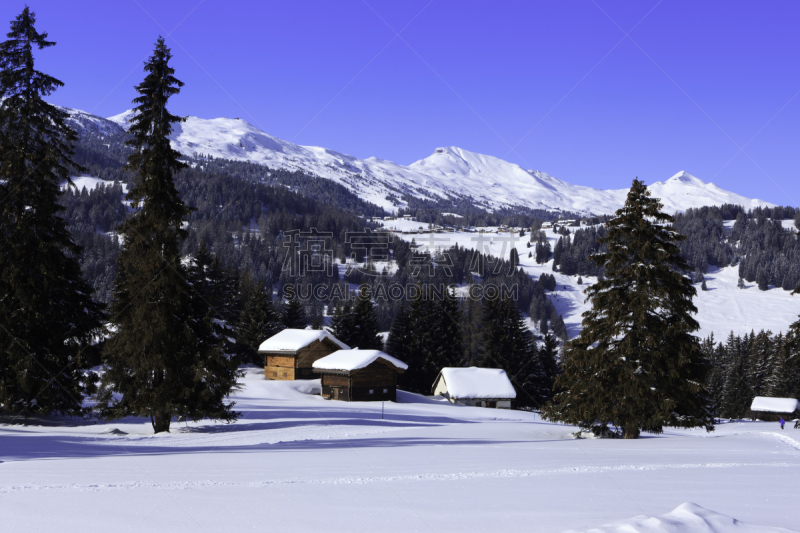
top-left (0, 431), bottom-right (530, 462)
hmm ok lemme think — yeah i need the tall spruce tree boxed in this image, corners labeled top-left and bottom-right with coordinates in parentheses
top-left (329, 302), bottom-right (357, 346)
top-left (542, 179), bottom-right (713, 438)
top-left (481, 295), bottom-right (544, 406)
top-left (98, 38), bottom-right (239, 433)
top-left (0, 8), bottom-right (104, 416)
top-left (539, 332), bottom-right (561, 403)
top-left (235, 277), bottom-right (283, 363)
top-left (385, 303), bottom-right (412, 365)
top-left (434, 287), bottom-right (464, 367)
top-left (349, 285), bottom-right (383, 350)
top-left (400, 285), bottom-right (439, 393)
top-left (280, 284), bottom-right (308, 329)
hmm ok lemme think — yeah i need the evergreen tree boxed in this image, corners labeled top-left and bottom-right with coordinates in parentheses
top-left (331, 286), bottom-right (383, 349)
top-left (701, 280), bottom-right (707, 291)
top-left (385, 303), bottom-right (413, 366)
top-left (542, 179), bottom-right (713, 438)
top-left (435, 287), bottom-right (465, 368)
top-left (0, 8), bottom-right (104, 416)
top-left (397, 284), bottom-right (463, 394)
top-left (236, 278), bottom-right (282, 363)
top-left (481, 295), bottom-right (544, 406)
top-left (539, 332), bottom-right (561, 402)
top-left (400, 285), bottom-right (439, 393)
top-left (350, 285), bottom-right (384, 350)
top-left (187, 243), bottom-right (242, 358)
top-left (757, 266), bottom-right (769, 291)
top-left (551, 315), bottom-right (568, 342)
top-left (280, 284), bottom-right (308, 329)
top-left (99, 38), bottom-right (239, 433)
top-left (721, 351), bottom-right (751, 419)
top-left (329, 301), bottom-right (356, 346)
top-left (737, 277), bottom-right (745, 289)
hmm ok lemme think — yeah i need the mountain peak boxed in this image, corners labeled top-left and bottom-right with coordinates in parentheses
top-left (666, 170), bottom-right (704, 185)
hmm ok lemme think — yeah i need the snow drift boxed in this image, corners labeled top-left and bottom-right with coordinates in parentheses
top-left (565, 502), bottom-right (798, 533)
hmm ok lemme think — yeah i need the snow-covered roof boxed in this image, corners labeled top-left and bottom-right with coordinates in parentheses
top-left (258, 329), bottom-right (349, 353)
top-left (312, 349), bottom-right (408, 372)
top-left (750, 396), bottom-right (799, 413)
top-left (435, 367), bottom-right (516, 400)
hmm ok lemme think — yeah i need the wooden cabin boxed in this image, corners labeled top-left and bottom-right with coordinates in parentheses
top-left (432, 367), bottom-right (516, 409)
top-left (313, 349), bottom-right (408, 402)
top-left (259, 329), bottom-right (349, 380)
top-left (748, 396), bottom-right (799, 421)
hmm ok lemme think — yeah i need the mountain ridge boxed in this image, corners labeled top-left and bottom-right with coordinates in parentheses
top-left (95, 108), bottom-right (778, 215)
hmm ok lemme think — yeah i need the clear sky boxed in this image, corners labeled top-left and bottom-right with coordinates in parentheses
top-left (3, 1), bottom-right (799, 206)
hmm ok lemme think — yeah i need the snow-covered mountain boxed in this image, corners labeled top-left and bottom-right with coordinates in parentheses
top-left (102, 108), bottom-right (774, 215)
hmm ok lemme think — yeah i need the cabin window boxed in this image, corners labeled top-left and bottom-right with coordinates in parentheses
top-left (369, 389), bottom-right (374, 394)
top-left (383, 389), bottom-right (388, 393)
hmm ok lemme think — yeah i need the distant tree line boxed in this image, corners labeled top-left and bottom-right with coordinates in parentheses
top-left (701, 330), bottom-right (800, 419)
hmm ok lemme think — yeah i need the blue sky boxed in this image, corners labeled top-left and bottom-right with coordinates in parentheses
top-left (3, 1), bottom-right (799, 206)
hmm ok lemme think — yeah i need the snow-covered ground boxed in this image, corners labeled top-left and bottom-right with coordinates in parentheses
top-left (2, 368), bottom-right (798, 532)
top-left (382, 224), bottom-right (800, 340)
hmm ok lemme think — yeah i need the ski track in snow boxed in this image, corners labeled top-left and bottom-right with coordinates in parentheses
top-left (759, 431), bottom-right (800, 452)
top-left (3, 461), bottom-right (797, 494)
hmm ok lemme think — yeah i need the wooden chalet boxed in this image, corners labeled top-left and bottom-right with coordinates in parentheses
top-left (432, 367), bottom-right (516, 409)
top-left (748, 396), bottom-right (799, 421)
top-left (259, 329), bottom-right (349, 380)
top-left (312, 349), bottom-right (408, 402)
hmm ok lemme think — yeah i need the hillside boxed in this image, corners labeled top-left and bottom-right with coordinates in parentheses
top-left (382, 222), bottom-right (800, 341)
top-left (101, 108), bottom-right (773, 216)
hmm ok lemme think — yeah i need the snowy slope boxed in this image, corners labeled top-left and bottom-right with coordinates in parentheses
top-left (2, 369), bottom-right (799, 532)
top-left (59, 105), bottom-right (125, 137)
top-left (105, 109), bottom-right (775, 215)
top-left (388, 224), bottom-right (800, 340)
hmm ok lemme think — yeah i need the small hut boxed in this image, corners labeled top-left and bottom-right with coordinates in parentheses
top-left (259, 329), bottom-right (349, 380)
top-left (312, 349), bottom-right (407, 402)
top-left (432, 367), bottom-right (516, 408)
top-left (749, 396), bottom-right (799, 421)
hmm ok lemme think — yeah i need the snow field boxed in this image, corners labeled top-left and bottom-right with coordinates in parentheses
top-left (1, 367), bottom-right (800, 532)
top-left (382, 225), bottom-right (800, 340)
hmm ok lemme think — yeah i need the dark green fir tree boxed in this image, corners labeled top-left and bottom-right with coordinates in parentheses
top-left (480, 295), bottom-right (544, 406)
top-left (399, 285), bottom-right (438, 393)
top-left (280, 283), bottom-right (308, 329)
top-left (434, 287), bottom-right (464, 367)
top-left (385, 303), bottom-right (412, 365)
top-left (542, 179), bottom-right (713, 438)
top-left (539, 332), bottom-right (561, 402)
top-left (235, 277), bottom-right (283, 364)
top-left (0, 7), bottom-right (104, 416)
top-left (98, 38), bottom-right (239, 433)
top-left (329, 301), bottom-right (356, 347)
top-left (349, 285), bottom-right (384, 350)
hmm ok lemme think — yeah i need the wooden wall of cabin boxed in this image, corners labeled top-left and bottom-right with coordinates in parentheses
top-left (320, 373), bottom-right (350, 400)
top-left (747, 410), bottom-right (797, 422)
top-left (263, 353), bottom-right (296, 380)
top-left (295, 340), bottom-right (341, 373)
top-left (329, 361), bottom-right (401, 402)
top-left (264, 365), bottom-right (295, 380)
